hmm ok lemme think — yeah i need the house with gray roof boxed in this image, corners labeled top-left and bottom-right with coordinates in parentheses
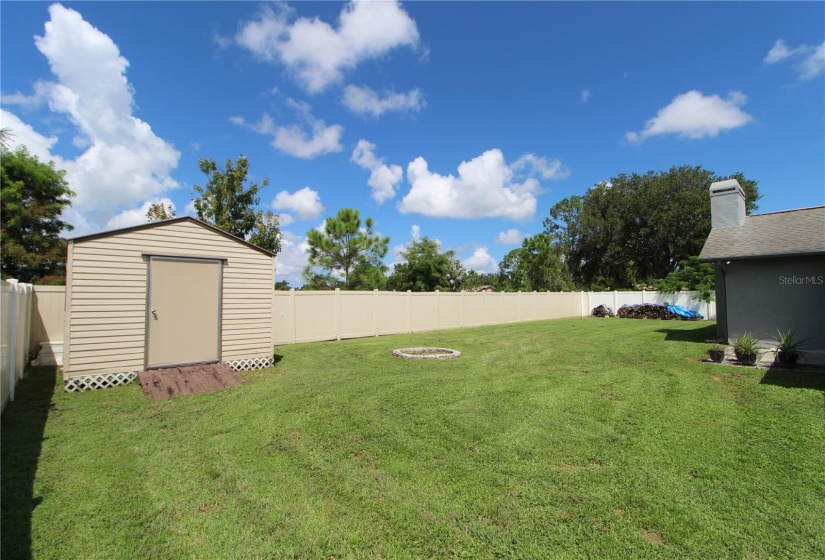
top-left (699, 179), bottom-right (825, 354)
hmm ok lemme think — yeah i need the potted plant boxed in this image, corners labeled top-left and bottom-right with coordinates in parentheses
top-left (773, 328), bottom-right (809, 368)
top-left (707, 342), bottom-right (725, 363)
top-left (733, 332), bottom-right (760, 366)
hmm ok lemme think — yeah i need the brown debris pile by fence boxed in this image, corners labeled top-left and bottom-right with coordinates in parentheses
top-left (616, 304), bottom-right (678, 320)
top-left (592, 305), bottom-right (615, 317)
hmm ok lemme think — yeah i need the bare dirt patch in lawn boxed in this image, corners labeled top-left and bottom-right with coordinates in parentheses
top-left (137, 362), bottom-right (246, 400)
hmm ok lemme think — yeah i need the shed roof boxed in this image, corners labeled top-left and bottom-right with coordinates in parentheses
top-left (68, 216), bottom-right (277, 257)
top-left (698, 205), bottom-right (825, 261)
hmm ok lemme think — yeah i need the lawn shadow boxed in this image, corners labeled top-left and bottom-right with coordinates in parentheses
top-left (1, 366), bottom-right (58, 560)
top-left (759, 366), bottom-right (825, 394)
top-left (272, 354), bottom-right (284, 366)
top-left (656, 323), bottom-right (717, 343)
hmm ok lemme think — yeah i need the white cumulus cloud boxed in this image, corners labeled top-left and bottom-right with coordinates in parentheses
top-left (183, 200), bottom-right (197, 217)
top-left (6, 4), bottom-right (181, 232)
top-left (764, 39), bottom-right (794, 64)
top-left (106, 198), bottom-right (176, 230)
top-left (463, 247), bottom-right (498, 274)
top-left (410, 224), bottom-right (420, 241)
top-left (236, 1), bottom-right (420, 93)
top-left (272, 187), bottom-right (324, 221)
top-left (497, 229), bottom-right (524, 245)
top-left (342, 85), bottom-right (425, 116)
top-left (232, 112), bottom-right (343, 159)
top-left (764, 39), bottom-right (825, 81)
top-left (1, 81), bottom-right (50, 108)
top-left (274, 121), bottom-right (343, 159)
top-left (511, 153), bottom-right (570, 180)
top-left (274, 230), bottom-right (311, 287)
top-left (399, 149), bottom-right (565, 221)
top-left (278, 213), bottom-right (296, 227)
top-left (625, 90), bottom-right (754, 144)
top-left (0, 109), bottom-right (61, 163)
top-left (351, 139), bottom-right (403, 203)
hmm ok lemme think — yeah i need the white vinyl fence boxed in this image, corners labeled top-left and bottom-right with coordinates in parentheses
top-left (272, 289), bottom-right (713, 346)
top-left (582, 290), bottom-right (715, 321)
top-left (272, 290), bottom-right (583, 345)
top-left (16, 286), bottom-right (713, 367)
top-left (1, 280), bottom-right (34, 411)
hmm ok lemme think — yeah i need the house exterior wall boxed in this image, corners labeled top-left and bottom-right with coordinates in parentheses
top-left (724, 255), bottom-right (825, 351)
top-left (64, 220), bottom-right (274, 380)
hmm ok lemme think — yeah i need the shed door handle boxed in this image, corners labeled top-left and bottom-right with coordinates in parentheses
top-left (151, 309), bottom-right (157, 318)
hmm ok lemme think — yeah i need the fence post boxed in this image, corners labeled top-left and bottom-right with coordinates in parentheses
top-left (289, 289), bottom-right (296, 344)
top-left (435, 290), bottom-right (439, 330)
top-left (460, 290), bottom-right (465, 328)
top-left (642, 290), bottom-right (647, 304)
top-left (407, 290), bottom-right (412, 333)
top-left (613, 291), bottom-right (618, 312)
top-left (7, 280), bottom-right (19, 403)
top-left (374, 289), bottom-right (379, 337)
top-left (335, 288), bottom-right (341, 341)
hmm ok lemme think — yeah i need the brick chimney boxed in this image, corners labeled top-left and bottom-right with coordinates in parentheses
top-left (709, 179), bottom-right (746, 228)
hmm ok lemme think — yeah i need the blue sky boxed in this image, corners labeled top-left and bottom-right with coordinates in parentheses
top-left (2, 1), bottom-right (823, 286)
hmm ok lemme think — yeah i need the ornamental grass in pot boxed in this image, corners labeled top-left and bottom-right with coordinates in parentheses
top-left (773, 328), bottom-right (809, 368)
top-left (707, 343), bottom-right (725, 363)
top-left (733, 332), bottom-right (760, 366)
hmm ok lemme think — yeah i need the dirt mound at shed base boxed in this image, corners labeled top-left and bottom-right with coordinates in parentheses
top-left (138, 362), bottom-right (246, 400)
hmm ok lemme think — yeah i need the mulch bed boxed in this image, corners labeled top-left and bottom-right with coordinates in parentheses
top-left (137, 362), bottom-right (246, 400)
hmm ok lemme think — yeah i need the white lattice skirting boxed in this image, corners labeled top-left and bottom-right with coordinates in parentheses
top-left (227, 357), bottom-right (272, 371)
top-left (64, 372), bottom-right (138, 393)
top-left (64, 357), bottom-right (273, 393)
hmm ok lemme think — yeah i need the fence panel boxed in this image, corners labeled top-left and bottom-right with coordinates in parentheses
top-left (410, 292), bottom-right (438, 332)
top-left (500, 293), bottom-right (522, 323)
top-left (461, 293), bottom-right (485, 328)
top-left (1, 282), bottom-right (11, 409)
top-left (376, 291), bottom-right (409, 336)
top-left (339, 291), bottom-right (377, 340)
top-left (272, 291), bottom-right (294, 346)
top-left (293, 291), bottom-right (337, 343)
top-left (436, 292), bottom-right (463, 330)
top-left (481, 292), bottom-right (503, 325)
top-left (2, 280), bottom-right (33, 411)
top-left (30, 285), bottom-right (66, 351)
top-left (547, 292), bottom-right (582, 319)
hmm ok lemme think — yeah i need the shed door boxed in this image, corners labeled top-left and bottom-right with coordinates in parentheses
top-left (146, 257), bottom-right (222, 369)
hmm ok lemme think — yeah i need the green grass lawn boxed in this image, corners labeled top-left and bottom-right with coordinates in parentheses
top-left (3, 318), bottom-right (824, 559)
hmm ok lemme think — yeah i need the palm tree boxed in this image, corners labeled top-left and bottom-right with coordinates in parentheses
top-left (0, 127), bottom-right (13, 150)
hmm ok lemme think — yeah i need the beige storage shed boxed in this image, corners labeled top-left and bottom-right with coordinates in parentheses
top-left (63, 217), bottom-right (275, 392)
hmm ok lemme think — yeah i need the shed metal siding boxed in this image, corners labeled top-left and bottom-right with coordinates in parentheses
top-left (64, 220), bottom-right (274, 379)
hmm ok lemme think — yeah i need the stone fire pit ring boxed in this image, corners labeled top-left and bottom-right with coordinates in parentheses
top-left (392, 347), bottom-right (461, 360)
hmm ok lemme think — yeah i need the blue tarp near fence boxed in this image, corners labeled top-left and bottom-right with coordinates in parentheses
top-left (666, 304), bottom-right (703, 320)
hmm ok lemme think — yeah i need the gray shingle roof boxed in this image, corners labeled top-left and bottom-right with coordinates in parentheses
top-left (698, 206), bottom-right (825, 261)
